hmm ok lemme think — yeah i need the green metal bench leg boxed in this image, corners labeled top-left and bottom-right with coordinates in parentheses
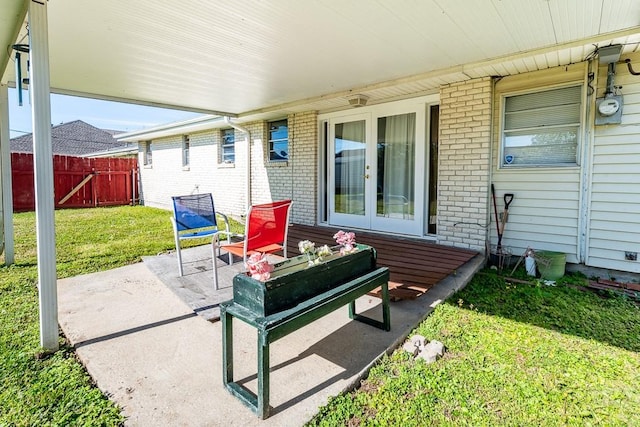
top-left (257, 335), bottom-right (270, 419)
top-left (348, 281), bottom-right (391, 331)
top-left (222, 309), bottom-right (234, 385)
top-left (381, 281), bottom-right (390, 331)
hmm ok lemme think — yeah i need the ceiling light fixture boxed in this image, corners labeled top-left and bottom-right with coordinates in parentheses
top-left (347, 94), bottom-right (369, 107)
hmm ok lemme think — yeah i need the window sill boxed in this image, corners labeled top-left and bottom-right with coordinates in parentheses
top-left (182, 166), bottom-right (190, 171)
top-left (267, 160), bottom-right (289, 167)
top-left (218, 162), bottom-right (235, 169)
top-left (499, 164), bottom-right (579, 170)
top-left (143, 164), bottom-right (153, 169)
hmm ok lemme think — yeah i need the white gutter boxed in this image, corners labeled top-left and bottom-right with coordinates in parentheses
top-left (83, 144), bottom-right (139, 158)
top-left (116, 114), bottom-right (225, 142)
top-left (224, 117), bottom-right (251, 211)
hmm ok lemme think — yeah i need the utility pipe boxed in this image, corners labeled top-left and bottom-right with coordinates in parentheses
top-left (605, 62), bottom-right (617, 95)
top-left (224, 117), bottom-right (251, 212)
top-left (625, 59), bottom-right (640, 76)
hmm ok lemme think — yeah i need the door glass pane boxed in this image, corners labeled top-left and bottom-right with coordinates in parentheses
top-left (376, 113), bottom-right (416, 219)
top-left (334, 121), bottom-right (366, 215)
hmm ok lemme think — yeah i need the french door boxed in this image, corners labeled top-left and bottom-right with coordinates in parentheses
top-left (327, 104), bottom-right (425, 235)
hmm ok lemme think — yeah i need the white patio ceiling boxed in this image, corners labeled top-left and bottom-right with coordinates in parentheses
top-left (2, 0), bottom-right (640, 121)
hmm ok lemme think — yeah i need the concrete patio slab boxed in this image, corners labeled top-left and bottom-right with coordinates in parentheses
top-left (57, 248), bottom-right (485, 426)
top-left (142, 246), bottom-right (287, 322)
top-left (141, 245), bottom-right (239, 321)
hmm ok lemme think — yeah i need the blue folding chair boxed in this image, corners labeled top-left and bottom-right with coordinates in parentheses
top-left (170, 193), bottom-right (231, 276)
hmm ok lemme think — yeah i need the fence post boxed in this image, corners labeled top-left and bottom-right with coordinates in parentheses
top-left (92, 168), bottom-right (98, 207)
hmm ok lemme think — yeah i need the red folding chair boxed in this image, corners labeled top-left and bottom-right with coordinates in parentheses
top-left (213, 200), bottom-right (292, 289)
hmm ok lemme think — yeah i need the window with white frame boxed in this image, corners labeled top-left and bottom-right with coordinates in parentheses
top-left (221, 129), bottom-right (235, 163)
top-left (268, 119), bottom-right (288, 161)
top-left (182, 135), bottom-right (190, 167)
top-left (501, 85), bottom-right (582, 167)
top-left (143, 141), bottom-right (152, 166)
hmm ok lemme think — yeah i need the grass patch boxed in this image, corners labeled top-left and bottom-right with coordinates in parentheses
top-left (308, 270), bottom-right (640, 426)
top-left (0, 206), bottom-right (242, 425)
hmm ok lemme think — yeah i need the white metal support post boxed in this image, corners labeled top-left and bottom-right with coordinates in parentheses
top-left (29, 0), bottom-right (58, 351)
top-left (0, 84), bottom-right (15, 264)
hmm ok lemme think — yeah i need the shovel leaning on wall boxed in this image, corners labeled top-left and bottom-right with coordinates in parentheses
top-left (499, 193), bottom-right (514, 244)
top-left (495, 191), bottom-right (514, 270)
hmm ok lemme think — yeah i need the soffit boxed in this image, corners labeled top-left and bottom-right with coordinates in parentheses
top-left (1, 0), bottom-right (639, 119)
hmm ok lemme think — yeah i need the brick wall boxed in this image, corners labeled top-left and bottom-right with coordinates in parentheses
top-left (139, 112), bottom-right (319, 225)
top-left (138, 129), bottom-right (247, 215)
top-left (249, 112), bottom-right (317, 225)
top-left (437, 77), bottom-right (492, 252)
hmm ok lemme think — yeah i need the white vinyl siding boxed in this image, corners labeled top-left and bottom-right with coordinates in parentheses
top-left (491, 63), bottom-right (586, 263)
top-left (489, 172), bottom-right (581, 260)
top-left (587, 52), bottom-right (640, 272)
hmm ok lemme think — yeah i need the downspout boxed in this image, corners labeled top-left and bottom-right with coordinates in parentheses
top-left (224, 117), bottom-right (251, 211)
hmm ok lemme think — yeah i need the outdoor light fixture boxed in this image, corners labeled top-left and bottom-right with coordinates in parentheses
top-left (598, 44), bottom-right (622, 64)
top-left (347, 94), bottom-right (369, 107)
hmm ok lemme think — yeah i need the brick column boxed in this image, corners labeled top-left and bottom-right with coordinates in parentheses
top-left (289, 111), bottom-right (318, 225)
top-left (437, 78), bottom-right (492, 252)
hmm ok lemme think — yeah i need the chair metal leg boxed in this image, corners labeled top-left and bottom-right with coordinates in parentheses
top-left (176, 244), bottom-right (184, 276)
top-left (211, 241), bottom-right (219, 291)
top-left (226, 234), bottom-right (232, 264)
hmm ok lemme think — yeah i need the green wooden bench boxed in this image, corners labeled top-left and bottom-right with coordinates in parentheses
top-left (221, 244), bottom-right (390, 419)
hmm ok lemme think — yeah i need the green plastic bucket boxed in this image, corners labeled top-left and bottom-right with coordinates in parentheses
top-left (536, 251), bottom-right (566, 280)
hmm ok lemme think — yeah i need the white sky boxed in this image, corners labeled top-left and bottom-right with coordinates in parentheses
top-left (8, 88), bottom-right (201, 138)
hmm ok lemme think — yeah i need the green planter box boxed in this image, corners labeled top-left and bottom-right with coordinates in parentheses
top-left (232, 244), bottom-right (377, 317)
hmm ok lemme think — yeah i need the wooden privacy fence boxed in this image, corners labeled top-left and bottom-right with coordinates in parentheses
top-left (11, 153), bottom-right (139, 212)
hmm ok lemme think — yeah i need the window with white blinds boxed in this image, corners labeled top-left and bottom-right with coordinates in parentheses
top-left (502, 85), bottom-right (582, 167)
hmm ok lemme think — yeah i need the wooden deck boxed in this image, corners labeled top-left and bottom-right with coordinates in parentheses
top-left (286, 224), bottom-right (479, 300)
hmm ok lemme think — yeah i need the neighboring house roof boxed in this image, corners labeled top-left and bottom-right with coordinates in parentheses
top-left (10, 120), bottom-right (134, 157)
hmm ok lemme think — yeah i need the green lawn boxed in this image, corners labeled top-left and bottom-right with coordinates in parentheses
top-left (308, 270), bottom-right (640, 426)
top-left (0, 206), bottom-right (242, 426)
top-left (2, 206), bottom-right (639, 425)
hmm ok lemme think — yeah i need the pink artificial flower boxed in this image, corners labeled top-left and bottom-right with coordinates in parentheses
top-left (245, 252), bottom-right (274, 281)
top-left (333, 230), bottom-right (356, 254)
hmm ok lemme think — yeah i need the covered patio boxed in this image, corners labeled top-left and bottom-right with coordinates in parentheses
top-left (2, 1), bottom-right (640, 424)
top-left (2, 0), bottom-right (639, 352)
top-left (57, 238), bottom-right (483, 425)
